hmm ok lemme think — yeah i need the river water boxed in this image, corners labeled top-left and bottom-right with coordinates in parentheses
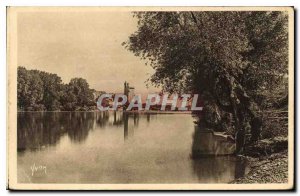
top-left (17, 112), bottom-right (248, 183)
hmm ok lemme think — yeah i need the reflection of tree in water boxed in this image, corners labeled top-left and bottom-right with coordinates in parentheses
top-left (17, 112), bottom-right (67, 152)
top-left (124, 113), bottom-right (140, 140)
top-left (192, 156), bottom-right (248, 182)
top-left (17, 111), bottom-right (142, 151)
top-left (18, 112), bottom-right (99, 151)
top-left (234, 156), bottom-right (247, 179)
top-left (192, 157), bottom-right (236, 183)
top-left (124, 113), bottom-right (128, 140)
top-left (133, 113), bottom-right (139, 126)
top-left (66, 112), bottom-right (95, 143)
top-left (112, 111), bottom-right (124, 126)
top-left (95, 111), bottom-right (110, 127)
top-left (191, 127), bottom-right (248, 182)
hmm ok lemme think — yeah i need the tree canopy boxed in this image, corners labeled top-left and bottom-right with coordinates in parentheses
top-left (17, 67), bottom-right (96, 111)
top-left (124, 11), bottom-right (289, 153)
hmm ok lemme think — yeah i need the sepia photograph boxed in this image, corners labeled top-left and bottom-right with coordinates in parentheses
top-left (7, 6), bottom-right (294, 190)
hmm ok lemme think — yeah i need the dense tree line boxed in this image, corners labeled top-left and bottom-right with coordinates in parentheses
top-left (124, 11), bottom-right (289, 154)
top-left (17, 66), bottom-right (96, 111)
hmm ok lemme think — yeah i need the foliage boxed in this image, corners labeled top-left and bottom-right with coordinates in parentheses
top-left (17, 67), bottom-right (96, 111)
top-left (17, 67), bottom-right (44, 111)
top-left (124, 11), bottom-right (289, 153)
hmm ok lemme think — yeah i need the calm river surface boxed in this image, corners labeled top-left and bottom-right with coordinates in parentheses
top-left (17, 112), bottom-right (248, 183)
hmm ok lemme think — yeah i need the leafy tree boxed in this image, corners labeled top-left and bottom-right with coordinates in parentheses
top-left (124, 11), bottom-right (288, 153)
top-left (34, 70), bottom-right (63, 111)
top-left (17, 67), bottom-right (96, 111)
top-left (67, 78), bottom-right (95, 110)
top-left (60, 84), bottom-right (77, 111)
top-left (17, 67), bottom-right (44, 110)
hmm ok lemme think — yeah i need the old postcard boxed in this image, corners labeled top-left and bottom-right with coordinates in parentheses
top-left (7, 7), bottom-right (294, 190)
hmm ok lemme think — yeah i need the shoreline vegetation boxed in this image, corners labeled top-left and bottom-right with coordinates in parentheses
top-left (17, 67), bottom-right (194, 113)
top-left (17, 66), bottom-right (288, 183)
top-left (232, 140), bottom-right (288, 184)
top-left (122, 12), bottom-right (289, 184)
top-left (18, 66), bottom-right (96, 112)
top-left (17, 11), bottom-right (290, 184)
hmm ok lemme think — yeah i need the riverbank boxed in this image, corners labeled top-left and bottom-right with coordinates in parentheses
top-left (231, 137), bottom-right (288, 184)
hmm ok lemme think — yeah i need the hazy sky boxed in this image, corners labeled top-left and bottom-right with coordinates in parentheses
top-left (17, 10), bottom-right (160, 93)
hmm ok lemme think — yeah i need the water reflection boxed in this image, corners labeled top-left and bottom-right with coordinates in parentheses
top-left (17, 112), bottom-right (143, 151)
top-left (17, 112), bottom-right (248, 183)
top-left (18, 112), bottom-right (64, 152)
top-left (191, 126), bottom-right (248, 182)
top-left (191, 128), bottom-right (236, 157)
top-left (19, 112), bottom-right (86, 151)
top-left (234, 156), bottom-right (248, 179)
